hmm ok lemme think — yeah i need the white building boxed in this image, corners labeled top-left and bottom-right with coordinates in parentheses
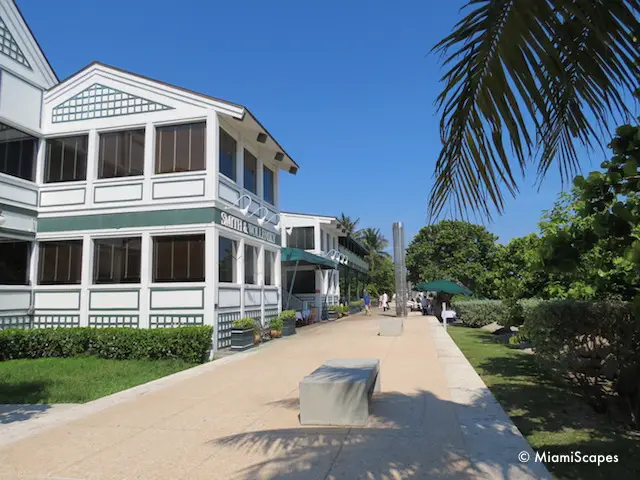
top-left (0, 0), bottom-right (298, 351)
top-left (280, 212), bottom-right (369, 319)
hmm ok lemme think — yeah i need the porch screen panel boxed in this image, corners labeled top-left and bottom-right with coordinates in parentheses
top-left (152, 235), bottom-right (205, 282)
top-left (38, 240), bottom-right (83, 285)
top-left (0, 241), bottom-right (30, 285)
top-left (93, 237), bottom-right (141, 284)
top-left (155, 123), bottom-right (205, 174)
top-left (98, 129), bottom-right (145, 178)
top-left (44, 136), bottom-right (88, 183)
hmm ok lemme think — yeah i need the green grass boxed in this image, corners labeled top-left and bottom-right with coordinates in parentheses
top-left (448, 326), bottom-right (640, 480)
top-left (0, 356), bottom-right (196, 404)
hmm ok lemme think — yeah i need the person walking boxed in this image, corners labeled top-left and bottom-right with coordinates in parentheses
top-left (421, 295), bottom-right (429, 316)
top-left (363, 291), bottom-right (371, 315)
top-left (382, 292), bottom-right (389, 312)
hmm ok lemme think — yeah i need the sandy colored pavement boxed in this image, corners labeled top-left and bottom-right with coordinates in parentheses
top-left (0, 314), bottom-right (549, 479)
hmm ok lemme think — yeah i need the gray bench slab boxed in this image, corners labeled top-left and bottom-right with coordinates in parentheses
top-left (299, 358), bottom-right (380, 426)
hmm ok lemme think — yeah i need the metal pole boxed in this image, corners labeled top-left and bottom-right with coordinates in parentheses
top-left (392, 222), bottom-right (407, 318)
top-left (286, 260), bottom-right (299, 310)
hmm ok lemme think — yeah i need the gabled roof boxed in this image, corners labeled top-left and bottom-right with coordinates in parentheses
top-left (46, 61), bottom-right (299, 173)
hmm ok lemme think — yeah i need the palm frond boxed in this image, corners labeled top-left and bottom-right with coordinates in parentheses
top-left (430, 0), bottom-right (640, 219)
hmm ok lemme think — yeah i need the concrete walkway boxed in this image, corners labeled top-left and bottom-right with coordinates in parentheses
top-left (0, 314), bottom-right (549, 479)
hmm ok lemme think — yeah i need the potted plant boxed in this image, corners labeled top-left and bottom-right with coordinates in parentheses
top-left (328, 305), bottom-right (341, 320)
top-left (341, 305), bottom-right (350, 317)
top-left (270, 316), bottom-right (283, 338)
top-left (231, 317), bottom-right (257, 351)
top-left (280, 310), bottom-right (296, 336)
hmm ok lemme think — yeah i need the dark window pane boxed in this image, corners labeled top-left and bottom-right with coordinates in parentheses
top-left (244, 149), bottom-right (257, 194)
top-left (6, 141), bottom-right (20, 177)
top-left (219, 236), bottom-right (237, 283)
top-left (98, 129), bottom-right (145, 179)
top-left (288, 227), bottom-right (315, 250)
top-left (244, 244), bottom-right (256, 285)
top-left (263, 166), bottom-right (274, 204)
top-left (0, 241), bottom-right (30, 285)
top-left (93, 237), bottom-right (141, 284)
top-left (286, 270), bottom-right (315, 294)
top-left (38, 240), bottom-right (83, 285)
top-left (153, 235), bottom-right (205, 282)
top-left (264, 250), bottom-right (274, 286)
top-left (44, 136), bottom-right (87, 183)
top-left (156, 123), bottom-right (205, 174)
top-left (19, 139), bottom-right (35, 181)
top-left (219, 128), bottom-right (236, 180)
top-left (0, 123), bottom-right (37, 181)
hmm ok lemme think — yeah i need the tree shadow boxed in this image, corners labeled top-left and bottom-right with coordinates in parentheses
top-left (209, 389), bottom-right (552, 479)
top-left (0, 380), bottom-right (52, 425)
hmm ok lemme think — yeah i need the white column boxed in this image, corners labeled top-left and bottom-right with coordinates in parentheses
top-left (204, 227), bottom-right (216, 332)
top-left (237, 137), bottom-right (244, 188)
top-left (276, 248), bottom-right (282, 313)
top-left (35, 137), bottom-right (46, 185)
top-left (238, 238), bottom-right (245, 317)
top-left (138, 232), bottom-right (151, 328)
top-left (258, 244), bottom-right (265, 326)
top-left (79, 234), bottom-right (92, 327)
top-left (315, 268), bottom-right (323, 314)
top-left (85, 130), bottom-right (98, 208)
top-left (142, 122), bottom-right (154, 202)
top-left (274, 168), bottom-right (280, 211)
top-left (314, 220), bottom-right (321, 253)
top-left (211, 229), bottom-right (220, 353)
top-left (206, 111), bottom-right (219, 200)
top-left (257, 156), bottom-right (264, 201)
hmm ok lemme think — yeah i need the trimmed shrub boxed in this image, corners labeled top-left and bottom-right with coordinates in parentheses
top-left (233, 317), bottom-right (260, 335)
top-left (452, 300), bottom-right (508, 327)
top-left (0, 326), bottom-right (213, 364)
top-left (523, 300), bottom-right (639, 427)
top-left (279, 310), bottom-right (296, 321)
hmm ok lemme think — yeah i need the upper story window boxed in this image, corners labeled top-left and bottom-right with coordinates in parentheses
top-left (38, 240), bottom-right (83, 285)
top-left (288, 227), bottom-right (315, 250)
top-left (0, 123), bottom-right (37, 181)
top-left (155, 122), bottom-right (205, 174)
top-left (219, 128), bottom-right (236, 181)
top-left (93, 237), bottom-right (141, 284)
top-left (98, 129), bottom-right (145, 179)
top-left (263, 166), bottom-right (274, 204)
top-left (244, 149), bottom-right (257, 194)
top-left (44, 135), bottom-right (88, 183)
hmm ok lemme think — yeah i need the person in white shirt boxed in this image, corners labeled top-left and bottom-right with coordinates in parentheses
top-left (421, 295), bottom-right (430, 315)
top-left (381, 292), bottom-right (389, 312)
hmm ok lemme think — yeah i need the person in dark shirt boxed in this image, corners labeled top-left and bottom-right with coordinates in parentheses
top-left (363, 292), bottom-right (371, 315)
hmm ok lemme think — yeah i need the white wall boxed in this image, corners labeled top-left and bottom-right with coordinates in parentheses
top-left (0, 70), bottom-right (42, 131)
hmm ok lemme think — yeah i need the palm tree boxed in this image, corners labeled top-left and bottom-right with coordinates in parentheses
top-left (338, 213), bottom-right (360, 237)
top-left (359, 228), bottom-right (391, 273)
top-left (430, 0), bottom-right (639, 219)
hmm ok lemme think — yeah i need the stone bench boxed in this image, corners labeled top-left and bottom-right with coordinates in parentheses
top-left (299, 358), bottom-right (380, 426)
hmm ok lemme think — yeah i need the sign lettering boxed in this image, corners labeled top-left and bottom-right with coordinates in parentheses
top-left (218, 210), bottom-right (278, 245)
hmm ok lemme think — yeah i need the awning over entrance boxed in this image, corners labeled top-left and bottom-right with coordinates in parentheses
top-left (281, 247), bottom-right (337, 270)
top-left (414, 280), bottom-right (473, 296)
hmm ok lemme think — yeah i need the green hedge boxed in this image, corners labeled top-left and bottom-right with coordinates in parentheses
top-left (523, 300), bottom-right (639, 428)
top-left (452, 300), bottom-right (508, 327)
top-left (0, 326), bottom-right (213, 364)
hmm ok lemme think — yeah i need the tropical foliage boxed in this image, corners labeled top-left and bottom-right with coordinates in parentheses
top-left (338, 213), bottom-right (359, 236)
top-left (429, 0), bottom-right (640, 219)
top-left (358, 227), bottom-right (391, 273)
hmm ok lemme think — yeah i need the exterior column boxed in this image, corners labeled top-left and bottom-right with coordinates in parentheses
top-left (79, 234), bottom-right (92, 327)
top-left (204, 227), bottom-right (216, 331)
top-left (85, 130), bottom-right (98, 208)
top-left (239, 238), bottom-right (245, 317)
top-left (142, 122), bottom-right (154, 202)
top-left (276, 248), bottom-right (282, 312)
top-left (206, 111), bottom-right (219, 198)
top-left (138, 232), bottom-right (151, 328)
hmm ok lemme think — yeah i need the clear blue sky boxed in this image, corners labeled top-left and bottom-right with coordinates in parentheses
top-left (20, 0), bottom-right (607, 246)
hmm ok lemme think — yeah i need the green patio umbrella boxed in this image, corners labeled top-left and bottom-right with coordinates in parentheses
top-left (414, 280), bottom-right (472, 296)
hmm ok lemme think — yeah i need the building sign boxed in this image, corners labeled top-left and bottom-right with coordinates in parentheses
top-left (216, 209), bottom-right (280, 245)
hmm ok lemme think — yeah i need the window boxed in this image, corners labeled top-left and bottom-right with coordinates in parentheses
top-left (155, 123), bottom-right (205, 174)
top-left (263, 165), bottom-right (274, 204)
top-left (93, 237), bottom-right (141, 284)
top-left (38, 240), bottom-right (83, 285)
top-left (288, 227), bottom-right (315, 250)
top-left (244, 149), bottom-right (257, 194)
top-left (44, 136), bottom-right (88, 183)
top-left (286, 269), bottom-right (315, 294)
top-left (153, 235), bottom-right (204, 283)
top-left (219, 128), bottom-right (236, 180)
top-left (0, 123), bottom-right (37, 181)
top-left (219, 236), bottom-right (237, 283)
top-left (0, 241), bottom-right (30, 285)
top-left (264, 250), bottom-right (275, 286)
top-left (99, 129), bottom-right (145, 178)
top-left (244, 244), bottom-right (257, 285)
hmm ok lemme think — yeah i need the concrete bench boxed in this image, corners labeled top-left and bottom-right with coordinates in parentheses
top-left (299, 358), bottom-right (380, 426)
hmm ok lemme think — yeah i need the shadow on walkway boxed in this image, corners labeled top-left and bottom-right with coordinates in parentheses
top-left (211, 389), bottom-right (549, 479)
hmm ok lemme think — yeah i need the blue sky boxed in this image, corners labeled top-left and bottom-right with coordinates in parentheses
top-left (20, 0), bottom-right (609, 246)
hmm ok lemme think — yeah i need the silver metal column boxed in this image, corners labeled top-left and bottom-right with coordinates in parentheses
top-left (392, 222), bottom-right (407, 318)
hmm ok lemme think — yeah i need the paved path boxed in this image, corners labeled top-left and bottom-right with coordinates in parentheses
top-left (0, 314), bottom-right (549, 479)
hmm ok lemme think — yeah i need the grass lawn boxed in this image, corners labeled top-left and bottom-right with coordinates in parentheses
top-left (448, 326), bottom-right (640, 480)
top-left (0, 357), bottom-right (196, 404)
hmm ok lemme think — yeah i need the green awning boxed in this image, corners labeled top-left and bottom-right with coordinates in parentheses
top-left (414, 280), bottom-right (473, 296)
top-left (281, 247), bottom-right (337, 270)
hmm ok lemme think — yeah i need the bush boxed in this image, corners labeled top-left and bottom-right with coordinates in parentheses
top-left (341, 305), bottom-right (349, 315)
top-left (350, 300), bottom-right (364, 307)
top-left (0, 326), bottom-right (213, 364)
top-left (269, 316), bottom-right (284, 332)
top-left (233, 317), bottom-right (260, 335)
top-left (279, 310), bottom-right (296, 321)
top-left (452, 300), bottom-right (508, 327)
top-left (328, 305), bottom-right (341, 313)
top-left (523, 300), bottom-right (639, 428)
